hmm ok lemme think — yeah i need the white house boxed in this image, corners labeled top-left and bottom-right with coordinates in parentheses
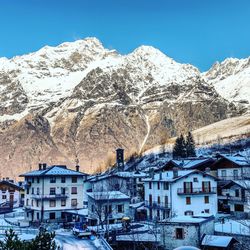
top-left (0, 179), bottom-right (23, 209)
top-left (143, 169), bottom-right (218, 220)
top-left (20, 164), bottom-right (88, 223)
top-left (87, 191), bottom-right (130, 226)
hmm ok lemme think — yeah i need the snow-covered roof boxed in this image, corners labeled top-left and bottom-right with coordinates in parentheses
top-left (166, 215), bottom-right (211, 224)
top-left (87, 191), bottom-right (130, 201)
top-left (143, 170), bottom-right (216, 182)
top-left (215, 219), bottom-right (250, 235)
top-left (20, 165), bottom-right (87, 177)
top-left (65, 208), bottom-right (88, 216)
top-left (116, 171), bottom-right (148, 178)
top-left (201, 235), bottom-right (237, 247)
top-left (170, 158), bottom-right (212, 169)
top-left (219, 154), bottom-right (250, 166)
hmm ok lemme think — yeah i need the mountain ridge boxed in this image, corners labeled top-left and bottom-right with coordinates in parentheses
top-left (0, 37), bottom-right (248, 178)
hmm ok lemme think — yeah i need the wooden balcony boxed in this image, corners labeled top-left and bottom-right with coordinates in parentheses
top-left (31, 194), bottom-right (68, 200)
top-left (145, 200), bottom-right (171, 210)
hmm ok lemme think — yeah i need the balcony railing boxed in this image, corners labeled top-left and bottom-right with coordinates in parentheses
top-left (145, 200), bottom-right (171, 210)
top-left (218, 175), bottom-right (250, 181)
top-left (177, 187), bottom-right (217, 195)
top-left (31, 194), bottom-right (68, 200)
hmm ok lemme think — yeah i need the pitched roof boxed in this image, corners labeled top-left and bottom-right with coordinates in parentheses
top-left (218, 154), bottom-right (250, 166)
top-left (0, 180), bottom-right (23, 191)
top-left (87, 191), bottom-right (130, 201)
top-left (143, 170), bottom-right (217, 182)
top-left (19, 165), bottom-right (87, 177)
top-left (201, 235), bottom-right (238, 247)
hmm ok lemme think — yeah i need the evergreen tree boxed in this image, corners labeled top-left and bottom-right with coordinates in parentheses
top-left (173, 134), bottom-right (186, 159)
top-left (186, 131), bottom-right (196, 157)
top-left (0, 229), bottom-right (24, 250)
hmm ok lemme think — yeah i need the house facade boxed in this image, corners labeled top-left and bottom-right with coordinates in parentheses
top-left (0, 179), bottom-right (23, 209)
top-left (218, 180), bottom-right (250, 217)
top-left (20, 164), bottom-right (87, 223)
top-left (160, 215), bottom-right (214, 249)
top-left (87, 191), bottom-right (130, 225)
top-left (212, 154), bottom-right (250, 181)
top-left (144, 170), bottom-right (218, 220)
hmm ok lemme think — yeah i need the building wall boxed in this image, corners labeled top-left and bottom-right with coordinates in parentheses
top-left (0, 190), bottom-right (20, 207)
top-left (24, 176), bottom-right (84, 221)
top-left (171, 173), bottom-right (218, 216)
top-left (88, 197), bottom-right (130, 224)
top-left (161, 219), bottom-right (214, 250)
top-left (144, 172), bottom-right (218, 220)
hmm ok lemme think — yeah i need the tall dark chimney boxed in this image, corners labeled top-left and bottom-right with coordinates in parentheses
top-left (76, 165), bottom-right (80, 172)
top-left (116, 148), bottom-right (124, 171)
top-left (42, 163), bottom-right (47, 170)
top-left (39, 163), bottom-right (42, 170)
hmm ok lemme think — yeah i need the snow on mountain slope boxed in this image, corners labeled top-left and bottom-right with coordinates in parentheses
top-left (0, 37), bottom-right (117, 115)
top-left (193, 113), bottom-right (250, 144)
top-left (203, 57), bottom-right (250, 108)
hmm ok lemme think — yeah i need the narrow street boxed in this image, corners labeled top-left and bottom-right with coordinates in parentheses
top-left (56, 233), bottom-right (97, 250)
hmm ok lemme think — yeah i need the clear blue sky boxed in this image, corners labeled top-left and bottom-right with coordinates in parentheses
top-left (0, 0), bottom-right (250, 71)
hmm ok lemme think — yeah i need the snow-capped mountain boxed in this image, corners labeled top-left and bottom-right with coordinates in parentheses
top-left (203, 57), bottom-right (250, 110)
top-left (0, 37), bottom-right (247, 178)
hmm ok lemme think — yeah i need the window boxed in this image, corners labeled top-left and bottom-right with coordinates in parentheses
top-left (36, 212), bottom-right (39, 220)
top-left (184, 182), bottom-right (193, 193)
top-left (27, 188), bottom-right (29, 195)
top-left (36, 200), bottom-right (39, 207)
top-left (202, 181), bottom-right (211, 192)
top-left (184, 211), bottom-right (193, 216)
top-left (176, 228), bottom-right (184, 239)
top-left (204, 196), bottom-right (209, 204)
top-left (72, 177), bottom-right (77, 183)
top-left (164, 196), bottom-right (168, 206)
top-left (31, 200), bottom-right (34, 206)
top-left (50, 200), bottom-right (56, 207)
top-left (234, 204), bottom-right (244, 212)
top-left (157, 196), bottom-right (161, 204)
top-left (32, 178), bottom-right (34, 183)
top-left (31, 188), bottom-right (34, 194)
top-left (117, 204), bottom-right (124, 213)
top-left (71, 199), bottom-right (77, 207)
top-left (233, 170), bottom-right (238, 179)
top-left (61, 177), bottom-right (66, 183)
top-left (163, 182), bottom-right (169, 190)
top-left (36, 188), bottom-right (40, 195)
top-left (37, 178), bottom-right (40, 183)
top-left (50, 188), bottom-right (56, 195)
top-left (71, 187), bottom-right (77, 194)
top-left (235, 189), bottom-right (240, 197)
top-left (61, 199), bottom-right (66, 207)
top-left (61, 187), bottom-right (66, 195)
top-left (221, 170), bottom-right (226, 178)
top-left (157, 210), bottom-right (160, 218)
top-left (149, 182), bottom-right (152, 189)
top-left (149, 194), bottom-right (152, 205)
top-left (49, 212), bottom-right (55, 220)
top-left (204, 209), bottom-right (210, 213)
top-left (186, 197), bottom-right (191, 205)
top-left (157, 182), bottom-right (160, 190)
top-left (193, 177), bottom-right (198, 182)
top-left (50, 177), bottom-right (56, 183)
top-left (26, 199), bottom-right (29, 206)
top-left (2, 195), bottom-right (6, 199)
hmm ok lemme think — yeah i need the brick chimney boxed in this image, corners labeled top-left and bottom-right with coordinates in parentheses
top-left (173, 167), bottom-right (178, 179)
top-left (42, 163), bottom-right (47, 170)
top-left (38, 163), bottom-right (42, 170)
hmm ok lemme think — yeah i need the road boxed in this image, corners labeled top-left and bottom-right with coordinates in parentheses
top-left (56, 233), bottom-right (97, 250)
